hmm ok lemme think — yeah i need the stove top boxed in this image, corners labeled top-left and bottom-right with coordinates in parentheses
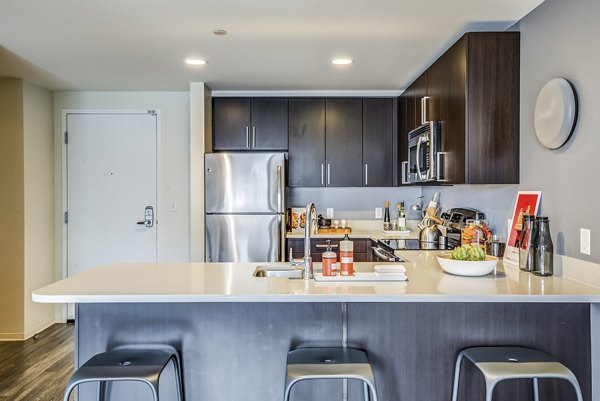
top-left (378, 238), bottom-right (455, 251)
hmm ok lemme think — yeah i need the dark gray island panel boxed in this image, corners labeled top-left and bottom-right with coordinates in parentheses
top-left (74, 302), bottom-right (590, 401)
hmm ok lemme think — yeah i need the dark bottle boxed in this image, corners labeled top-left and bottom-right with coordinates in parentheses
top-left (532, 217), bottom-right (553, 276)
top-left (383, 201), bottom-right (390, 230)
top-left (518, 215), bottom-right (536, 272)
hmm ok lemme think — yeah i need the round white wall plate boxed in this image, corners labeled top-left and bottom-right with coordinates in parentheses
top-left (533, 78), bottom-right (578, 149)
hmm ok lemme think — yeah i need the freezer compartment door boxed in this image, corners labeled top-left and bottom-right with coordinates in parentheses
top-left (206, 214), bottom-right (284, 263)
top-left (205, 153), bottom-right (285, 213)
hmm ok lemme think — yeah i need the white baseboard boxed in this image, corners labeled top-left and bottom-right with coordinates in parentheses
top-left (0, 318), bottom-right (58, 341)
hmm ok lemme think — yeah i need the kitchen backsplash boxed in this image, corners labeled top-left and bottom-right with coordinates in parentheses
top-left (288, 184), bottom-right (519, 239)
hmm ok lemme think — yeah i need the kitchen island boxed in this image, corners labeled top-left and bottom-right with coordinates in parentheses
top-left (34, 251), bottom-right (600, 401)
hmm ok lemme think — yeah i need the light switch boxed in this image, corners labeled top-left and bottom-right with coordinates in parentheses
top-left (326, 208), bottom-right (334, 218)
top-left (580, 228), bottom-right (591, 255)
top-left (375, 208), bottom-right (382, 219)
top-left (169, 201), bottom-right (177, 212)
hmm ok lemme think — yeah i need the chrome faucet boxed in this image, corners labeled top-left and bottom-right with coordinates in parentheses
top-left (290, 202), bottom-right (318, 279)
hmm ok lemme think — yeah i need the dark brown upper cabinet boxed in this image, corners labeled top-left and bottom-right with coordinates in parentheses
top-left (213, 97), bottom-right (288, 151)
top-left (288, 98), bottom-right (326, 187)
top-left (288, 98), bottom-right (396, 188)
top-left (363, 98), bottom-right (396, 187)
top-left (399, 31), bottom-right (520, 185)
top-left (325, 99), bottom-right (363, 187)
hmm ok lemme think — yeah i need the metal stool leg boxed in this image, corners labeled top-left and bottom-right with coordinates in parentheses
top-left (171, 355), bottom-right (184, 401)
top-left (484, 378), bottom-right (497, 401)
top-left (533, 377), bottom-right (539, 401)
top-left (283, 379), bottom-right (297, 401)
top-left (97, 381), bottom-right (107, 401)
top-left (563, 373), bottom-right (584, 401)
top-left (451, 352), bottom-right (464, 401)
top-left (366, 381), bottom-right (378, 401)
top-left (363, 381), bottom-right (370, 401)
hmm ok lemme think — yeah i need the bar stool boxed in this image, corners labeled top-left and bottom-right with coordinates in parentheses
top-left (451, 346), bottom-right (583, 401)
top-left (63, 345), bottom-right (184, 401)
top-left (283, 347), bottom-right (378, 401)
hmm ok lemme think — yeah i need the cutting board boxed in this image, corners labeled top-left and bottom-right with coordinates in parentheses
top-left (317, 228), bottom-right (352, 234)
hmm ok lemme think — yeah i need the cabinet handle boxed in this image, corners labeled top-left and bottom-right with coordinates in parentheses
top-left (252, 126), bottom-right (256, 148)
top-left (421, 96), bottom-right (430, 124)
top-left (321, 163), bottom-right (324, 186)
top-left (401, 161), bottom-right (410, 184)
top-left (365, 164), bottom-right (368, 186)
top-left (327, 163), bottom-right (331, 185)
top-left (246, 126), bottom-right (250, 148)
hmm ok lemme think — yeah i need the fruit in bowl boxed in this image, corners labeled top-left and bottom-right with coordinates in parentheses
top-left (437, 244), bottom-right (498, 276)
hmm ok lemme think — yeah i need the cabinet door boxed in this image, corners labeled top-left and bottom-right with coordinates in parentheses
top-left (398, 95), bottom-right (410, 185)
top-left (251, 98), bottom-right (288, 150)
top-left (213, 98), bottom-right (252, 150)
top-left (363, 98), bottom-right (393, 187)
top-left (325, 99), bottom-right (363, 187)
top-left (440, 37), bottom-right (467, 184)
top-left (405, 85), bottom-right (417, 132)
top-left (288, 99), bottom-right (326, 187)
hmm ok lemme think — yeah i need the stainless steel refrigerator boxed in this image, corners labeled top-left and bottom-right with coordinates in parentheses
top-left (205, 153), bottom-right (286, 262)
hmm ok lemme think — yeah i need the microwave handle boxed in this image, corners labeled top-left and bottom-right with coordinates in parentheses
top-left (401, 161), bottom-right (410, 184)
top-left (436, 152), bottom-right (449, 182)
top-left (416, 137), bottom-right (426, 181)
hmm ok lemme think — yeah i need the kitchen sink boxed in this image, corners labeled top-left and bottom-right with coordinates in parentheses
top-left (253, 263), bottom-right (304, 279)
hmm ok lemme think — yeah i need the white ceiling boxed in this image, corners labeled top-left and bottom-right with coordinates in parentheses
top-left (0, 0), bottom-right (544, 92)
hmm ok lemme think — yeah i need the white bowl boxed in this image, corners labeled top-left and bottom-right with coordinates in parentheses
top-left (436, 255), bottom-right (498, 277)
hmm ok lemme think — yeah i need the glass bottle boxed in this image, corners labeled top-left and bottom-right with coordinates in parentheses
top-left (383, 201), bottom-right (390, 231)
top-left (398, 201), bottom-right (406, 230)
top-left (461, 212), bottom-right (490, 249)
top-left (339, 234), bottom-right (354, 276)
top-left (533, 217), bottom-right (553, 276)
top-left (518, 215), bottom-right (536, 271)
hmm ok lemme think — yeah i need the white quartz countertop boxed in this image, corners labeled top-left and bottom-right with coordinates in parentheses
top-left (33, 251), bottom-right (600, 303)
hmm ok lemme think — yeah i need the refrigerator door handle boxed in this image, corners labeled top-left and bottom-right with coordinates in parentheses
top-left (277, 164), bottom-right (282, 213)
top-left (278, 214), bottom-right (285, 262)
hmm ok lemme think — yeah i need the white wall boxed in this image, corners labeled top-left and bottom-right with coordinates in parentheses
top-left (190, 83), bottom-right (211, 261)
top-left (517, 0), bottom-right (600, 263)
top-left (23, 80), bottom-right (55, 336)
top-left (53, 92), bottom-right (191, 265)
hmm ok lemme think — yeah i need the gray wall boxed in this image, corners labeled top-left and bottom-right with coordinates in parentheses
top-left (287, 187), bottom-right (422, 220)
top-left (516, 0), bottom-right (600, 263)
top-left (422, 185), bottom-right (518, 240)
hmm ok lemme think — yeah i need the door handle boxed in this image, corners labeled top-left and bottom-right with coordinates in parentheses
top-left (246, 126), bottom-right (250, 148)
top-left (327, 163), bottom-right (331, 185)
top-left (252, 126), bottom-right (256, 148)
top-left (321, 163), bottom-right (324, 186)
top-left (401, 161), bottom-right (410, 184)
top-left (365, 164), bottom-right (368, 186)
top-left (137, 206), bottom-right (154, 227)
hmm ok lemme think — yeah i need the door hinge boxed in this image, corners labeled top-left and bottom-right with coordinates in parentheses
top-left (64, 211), bottom-right (68, 224)
top-left (147, 109), bottom-right (157, 115)
top-left (64, 131), bottom-right (68, 144)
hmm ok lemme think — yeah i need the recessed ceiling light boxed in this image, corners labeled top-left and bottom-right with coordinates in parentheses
top-left (213, 29), bottom-right (227, 36)
top-left (184, 58), bottom-right (208, 66)
top-left (331, 58), bottom-right (354, 65)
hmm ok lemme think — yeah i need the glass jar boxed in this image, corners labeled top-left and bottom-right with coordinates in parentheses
top-left (461, 213), bottom-right (491, 249)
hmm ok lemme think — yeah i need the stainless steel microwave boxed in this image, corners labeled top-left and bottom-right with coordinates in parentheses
top-left (402, 121), bottom-right (444, 183)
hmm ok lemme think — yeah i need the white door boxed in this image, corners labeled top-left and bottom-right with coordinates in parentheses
top-left (66, 112), bottom-right (159, 282)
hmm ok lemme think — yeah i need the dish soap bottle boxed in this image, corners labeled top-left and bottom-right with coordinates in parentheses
top-left (339, 234), bottom-right (354, 276)
top-left (322, 240), bottom-right (337, 277)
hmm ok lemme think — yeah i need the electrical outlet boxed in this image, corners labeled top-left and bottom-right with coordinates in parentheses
top-left (375, 207), bottom-right (382, 219)
top-left (580, 228), bottom-right (591, 255)
top-left (326, 208), bottom-right (334, 218)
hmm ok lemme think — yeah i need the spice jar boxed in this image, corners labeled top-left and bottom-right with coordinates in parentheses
top-left (461, 213), bottom-right (492, 249)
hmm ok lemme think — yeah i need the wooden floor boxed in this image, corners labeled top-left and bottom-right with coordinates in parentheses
top-left (0, 323), bottom-right (74, 401)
